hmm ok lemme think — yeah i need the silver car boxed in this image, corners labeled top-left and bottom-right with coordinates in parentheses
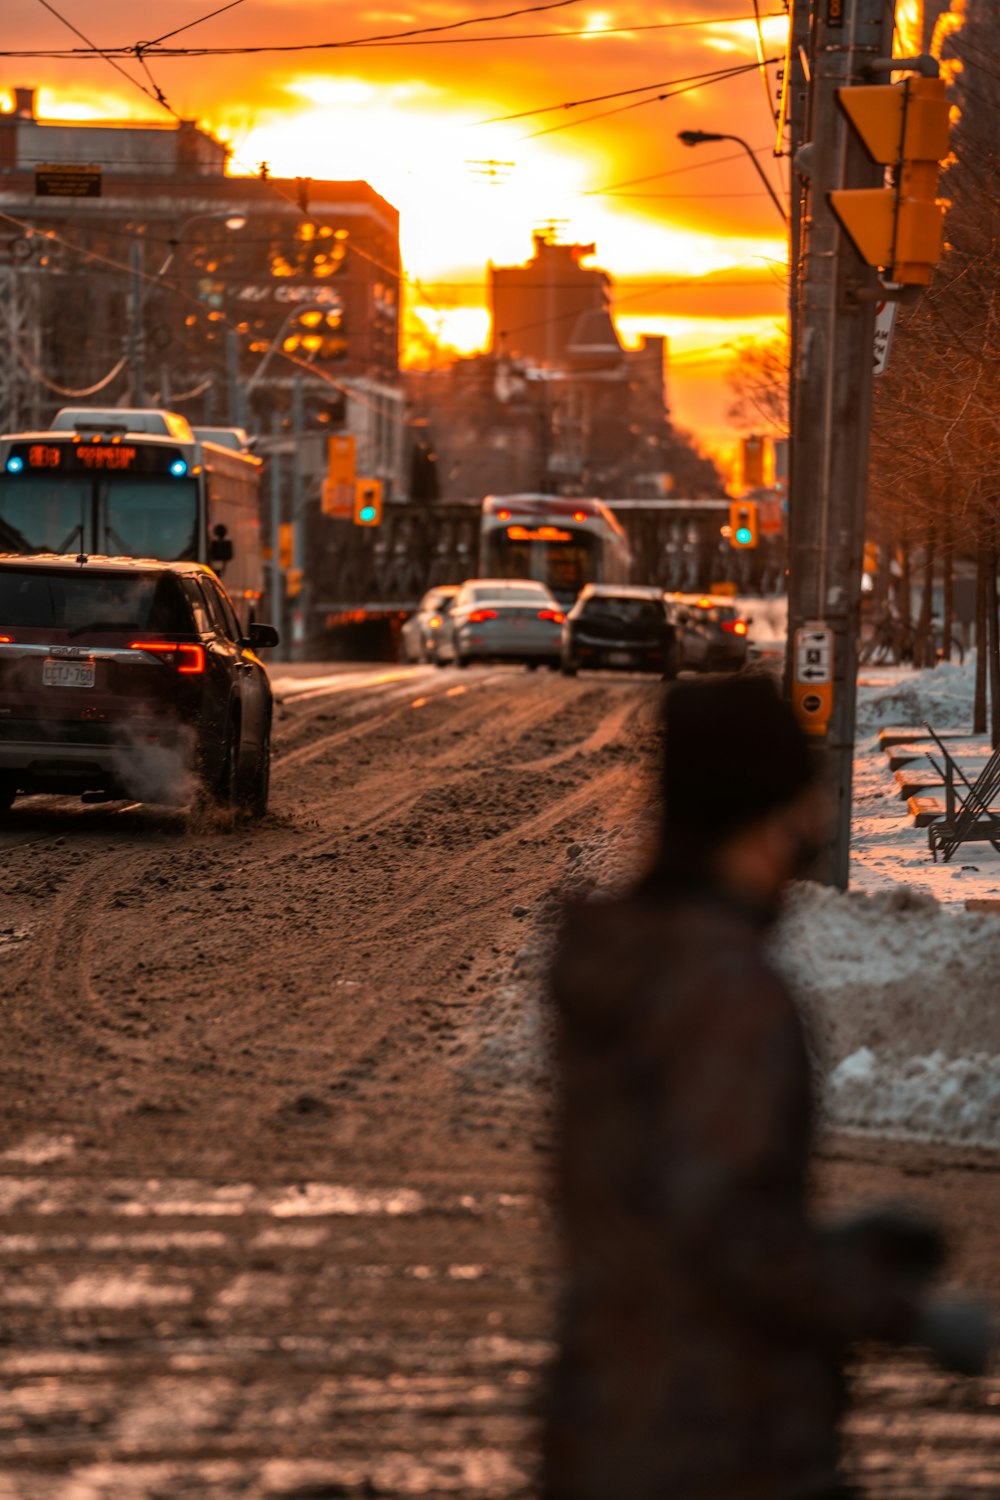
top-left (399, 585), bottom-right (458, 663)
top-left (441, 579), bottom-right (565, 668)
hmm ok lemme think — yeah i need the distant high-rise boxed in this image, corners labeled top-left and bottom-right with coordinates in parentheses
top-left (490, 230), bottom-right (623, 369)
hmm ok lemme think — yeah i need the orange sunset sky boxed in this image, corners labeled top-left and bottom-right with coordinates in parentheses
top-left (2, 1), bottom-right (807, 457)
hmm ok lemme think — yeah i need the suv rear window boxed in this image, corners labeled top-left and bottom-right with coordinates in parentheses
top-left (0, 569), bottom-right (192, 634)
top-left (581, 596), bottom-right (664, 626)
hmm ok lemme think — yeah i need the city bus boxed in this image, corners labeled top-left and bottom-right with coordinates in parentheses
top-left (0, 408), bottom-right (263, 629)
top-left (479, 493), bottom-right (631, 605)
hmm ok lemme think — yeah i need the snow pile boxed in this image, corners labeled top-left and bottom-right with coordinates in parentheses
top-left (828, 1047), bottom-right (1000, 1145)
top-left (856, 656), bottom-right (976, 737)
top-left (773, 881), bottom-right (1000, 1146)
top-left (735, 594), bottom-right (787, 651)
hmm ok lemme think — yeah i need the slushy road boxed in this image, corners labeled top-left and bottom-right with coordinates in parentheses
top-left (0, 664), bottom-right (996, 1497)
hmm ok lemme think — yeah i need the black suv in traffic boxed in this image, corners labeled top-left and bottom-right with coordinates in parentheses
top-left (561, 584), bottom-right (677, 677)
top-left (0, 555), bottom-right (278, 815)
top-left (663, 593), bottom-right (750, 673)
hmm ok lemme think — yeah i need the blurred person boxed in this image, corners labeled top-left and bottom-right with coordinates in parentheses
top-left (543, 674), bottom-right (992, 1500)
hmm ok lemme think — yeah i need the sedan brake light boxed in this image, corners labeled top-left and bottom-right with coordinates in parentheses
top-left (130, 640), bottom-right (206, 674)
top-left (0, 635), bottom-right (11, 644)
top-left (467, 609), bottom-right (498, 623)
top-left (538, 609), bottom-right (566, 624)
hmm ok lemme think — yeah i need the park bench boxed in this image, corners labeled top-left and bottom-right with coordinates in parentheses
top-left (923, 721), bottom-right (1000, 862)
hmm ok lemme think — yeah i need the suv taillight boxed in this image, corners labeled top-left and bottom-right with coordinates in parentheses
top-left (130, 641), bottom-right (206, 674)
top-left (720, 620), bottom-right (748, 636)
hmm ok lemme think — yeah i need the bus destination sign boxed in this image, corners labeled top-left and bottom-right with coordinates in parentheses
top-left (6, 441), bottom-right (189, 477)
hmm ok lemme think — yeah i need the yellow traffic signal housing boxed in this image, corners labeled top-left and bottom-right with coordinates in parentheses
top-left (729, 500), bottom-right (759, 550)
top-left (353, 478), bottom-right (383, 526)
top-left (829, 76), bottom-right (951, 285)
top-left (321, 435), bottom-right (356, 518)
top-left (326, 435), bottom-right (355, 487)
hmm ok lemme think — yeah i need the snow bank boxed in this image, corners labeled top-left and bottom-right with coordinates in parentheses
top-left (856, 656), bottom-right (976, 737)
top-left (773, 881), bottom-right (1000, 1147)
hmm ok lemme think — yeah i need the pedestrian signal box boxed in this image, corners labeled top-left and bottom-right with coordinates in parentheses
top-left (792, 623), bottom-right (834, 738)
top-left (353, 478), bottom-right (383, 526)
top-left (829, 75), bottom-right (951, 285)
top-left (728, 500), bottom-right (759, 550)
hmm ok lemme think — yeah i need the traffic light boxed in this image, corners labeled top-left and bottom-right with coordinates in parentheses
top-left (353, 478), bottom-right (383, 526)
top-left (321, 435), bottom-right (356, 518)
top-left (729, 500), bottom-right (758, 550)
top-left (829, 75), bottom-right (951, 285)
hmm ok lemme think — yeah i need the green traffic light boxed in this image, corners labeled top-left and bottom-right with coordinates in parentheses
top-left (735, 526), bottom-right (753, 545)
top-left (359, 504), bottom-right (377, 523)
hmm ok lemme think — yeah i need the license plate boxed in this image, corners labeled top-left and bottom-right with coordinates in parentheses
top-left (608, 651), bottom-right (632, 666)
top-left (43, 659), bottom-right (95, 689)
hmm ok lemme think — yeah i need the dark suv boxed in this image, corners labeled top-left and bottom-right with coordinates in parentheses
top-left (663, 593), bottom-right (750, 672)
top-left (0, 555), bottom-right (278, 815)
top-left (561, 585), bottom-right (677, 677)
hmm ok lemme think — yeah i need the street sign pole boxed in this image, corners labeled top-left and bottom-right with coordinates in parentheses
top-left (786, 0), bottom-right (895, 888)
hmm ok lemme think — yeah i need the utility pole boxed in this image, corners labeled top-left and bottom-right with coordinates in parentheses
top-left (128, 240), bottom-right (145, 407)
top-left (786, 0), bottom-right (894, 889)
top-left (290, 374), bottom-right (306, 660)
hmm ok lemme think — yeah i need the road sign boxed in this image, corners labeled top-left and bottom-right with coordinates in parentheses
top-left (35, 163), bottom-right (101, 198)
top-left (873, 289), bottom-right (899, 375)
top-left (792, 623), bottom-right (834, 737)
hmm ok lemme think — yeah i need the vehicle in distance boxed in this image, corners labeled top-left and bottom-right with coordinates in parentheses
top-left (399, 585), bottom-right (458, 663)
top-left (561, 584), bottom-right (677, 677)
top-left (664, 593), bottom-right (750, 672)
top-left (0, 407), bottom-right (264, 631)
top-left (438, 579), bottom-right (565, 668)
top-left (479, 494), bottom-right (631, 605)
top-left (0, 554), bottom-right (278, 816)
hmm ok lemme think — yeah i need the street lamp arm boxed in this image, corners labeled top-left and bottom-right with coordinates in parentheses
top-left (676, 130), bottom-right (788, 225)
top-left (244, 302), bottom-right (336, 394)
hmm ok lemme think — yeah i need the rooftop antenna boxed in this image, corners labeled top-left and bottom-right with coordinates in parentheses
top-left (467, 159), bottom-right (515, 185)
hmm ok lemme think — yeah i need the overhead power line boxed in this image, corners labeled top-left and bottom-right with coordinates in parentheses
top-left (137, 1), bottom-right (246, 51)
top-left (584, 144), bottom-right (776, 196)
top-left (483, 57), bottom-right (775, 125)
top-left (1, 7), bottom-right (786, 56)
top-left (524, 60), bottom-right (778, 139)
top-left (33, 0), bottom-right (172, 115)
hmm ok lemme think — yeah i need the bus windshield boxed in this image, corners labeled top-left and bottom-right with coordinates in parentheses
top-left (0, 477), bottom-right (90, 554)
top-left (484, 528), bottom-right (599, 602)
top-left (100, 479), bottom-right (199, 561)
top-left (0, 474), bottom-right (199, 561)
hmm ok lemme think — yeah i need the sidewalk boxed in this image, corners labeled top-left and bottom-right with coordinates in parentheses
top-left (851, 659), bottom-right (1000, 910)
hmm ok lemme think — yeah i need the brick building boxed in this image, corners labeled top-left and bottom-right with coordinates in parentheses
top-left (0, 89), bottom-right (405, 496)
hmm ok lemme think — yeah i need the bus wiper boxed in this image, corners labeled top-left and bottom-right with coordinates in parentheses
top-left (104, 525), bottom-right (131, 555)
top-left (55, 524), bottom-right (84, 554)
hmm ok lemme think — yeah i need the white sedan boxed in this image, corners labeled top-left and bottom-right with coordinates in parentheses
top-left (439, 579), bottom-right (565, 668)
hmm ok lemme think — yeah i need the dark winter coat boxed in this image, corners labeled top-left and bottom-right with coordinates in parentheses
top-left (543, 878), bottom-right (916, 1500)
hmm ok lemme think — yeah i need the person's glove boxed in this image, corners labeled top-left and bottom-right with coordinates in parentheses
top-left (825, 1205), bottom-right (947, 1282)
top-left (910, 1292), bottom-right (996, 1376)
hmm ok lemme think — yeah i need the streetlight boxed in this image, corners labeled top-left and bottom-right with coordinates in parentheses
top-left (244, 301), bottom-right (344, 393)
top-left (156, 211), bottom-right (247, 278)
top-left (676, 130), bottom-right (788, 225)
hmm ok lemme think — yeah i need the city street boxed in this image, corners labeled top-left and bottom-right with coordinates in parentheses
top-left (0, 667), bottom-right (996, 1498)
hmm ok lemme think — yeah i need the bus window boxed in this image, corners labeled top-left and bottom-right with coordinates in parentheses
top-left (0, 477), bottom-right (90, 554)
top-left (484, 529), bottom-right (600, 601)
top-left (100, 479), bottom-right (199, 561)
